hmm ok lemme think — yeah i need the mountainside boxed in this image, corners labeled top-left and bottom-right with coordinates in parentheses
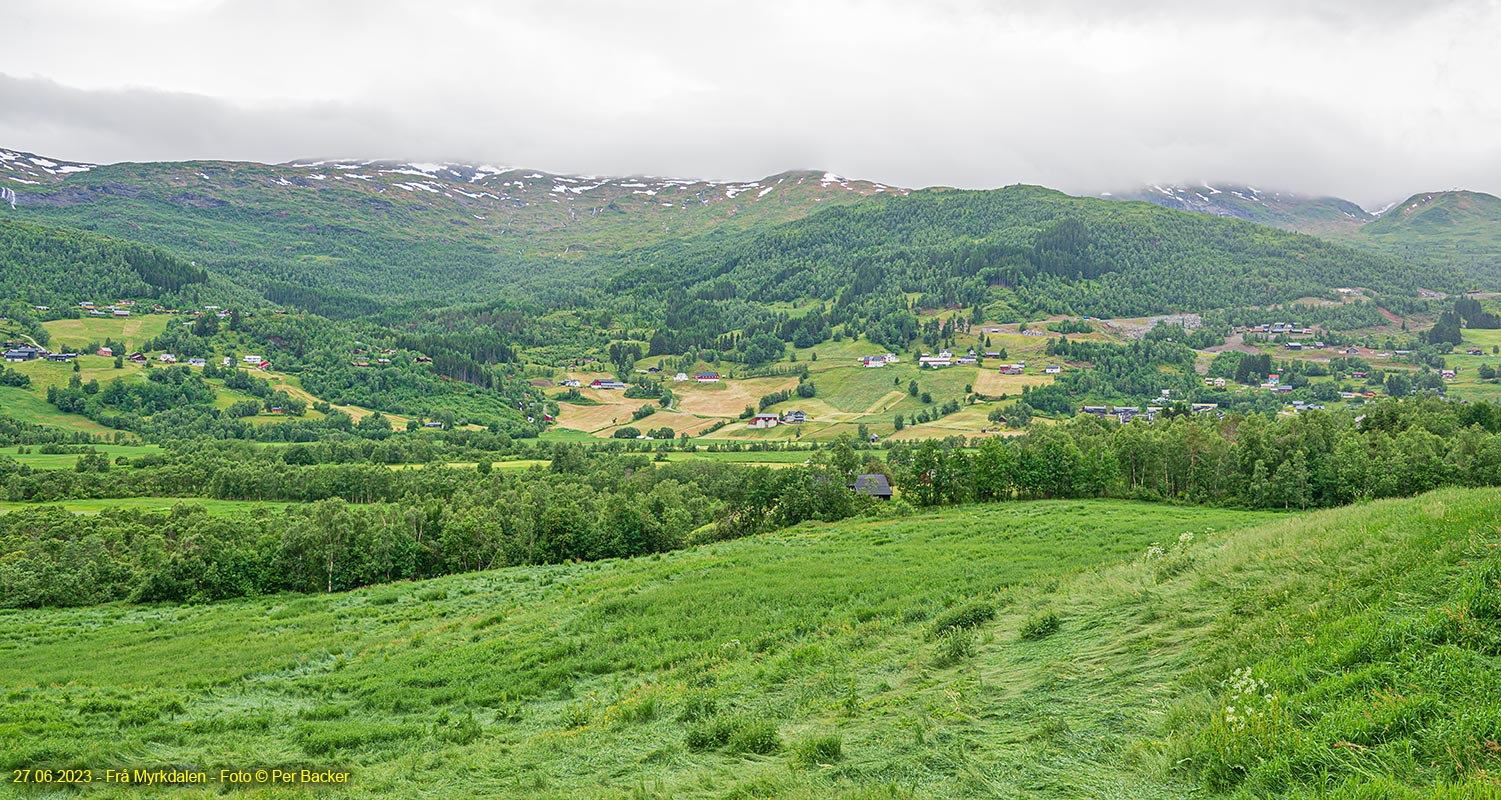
top-left (2, 146), bottom-right (901, 309)
top-left (1108, 183), bottom-right (1374, 235)
top-left (1110, 183), bottom-right (1501, 289)
top-left (612, 184), bottom-right (1454, 323)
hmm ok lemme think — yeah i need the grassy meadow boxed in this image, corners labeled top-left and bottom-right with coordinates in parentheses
top-left (3, 491), bottom-right (1499, 798)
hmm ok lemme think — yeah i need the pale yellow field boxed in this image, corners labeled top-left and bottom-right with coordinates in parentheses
top-left (971, 370), bottom-right (1054, 397)
top-left (886, 403), bottom-right (1009, 441)
top-left (41, 315), bottom-right (169, 350)
top-left (553, 401), bottom-right (636, 432)
top-left (673, 376), bottom-right (799, 417)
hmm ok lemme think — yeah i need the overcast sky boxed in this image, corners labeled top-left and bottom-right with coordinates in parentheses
top-left (4, 0), bottom-right (1499, 208)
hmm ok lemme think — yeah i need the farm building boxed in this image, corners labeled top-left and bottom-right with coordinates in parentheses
top-left (748, 414), bottom-right (780, 429)
top-left (850, 474), bottom-right (892, 499)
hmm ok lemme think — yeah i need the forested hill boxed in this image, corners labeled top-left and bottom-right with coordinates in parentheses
top-left (608, 184), bottom-right (1456, 320)
top-left (0, 218), bottom-right (209, 306)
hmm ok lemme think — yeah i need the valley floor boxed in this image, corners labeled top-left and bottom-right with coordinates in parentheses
top-left (3, 493), bottom-right (1499, 798)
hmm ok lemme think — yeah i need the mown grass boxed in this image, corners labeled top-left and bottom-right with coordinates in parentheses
top-left (3, 443), bottom-right (162, 471)
top-left (0, 497), bottom-right (286, 515)
top-left (1, 492), bottom-right (1498, 798)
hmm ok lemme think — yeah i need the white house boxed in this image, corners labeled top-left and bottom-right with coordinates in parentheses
top-left (243, 355), bottom-right (262, 364)
top-left (157, 353), bottom-right (177, 363)
top-left (748, 414), bottom-right (779, 429)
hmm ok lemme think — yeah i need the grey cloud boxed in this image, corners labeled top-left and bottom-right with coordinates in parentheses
top-left (4, 0), bottom-right (1501, 208)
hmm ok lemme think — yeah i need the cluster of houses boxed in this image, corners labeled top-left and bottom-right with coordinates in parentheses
top-left (77, 300), bottom-right (134, 318)
top-left (1081, 403), bottom-right (1220, 424)
top-left (747, 409), bottom-right (808, 429)
top-left (917, 350), bottom-right (978, 368)
top-left (860, 353), bottom-right (900, 368)
top-left (3, 344), bottom-right (76, 363)
top-left (1237, 322), bottom-right (1315, 336)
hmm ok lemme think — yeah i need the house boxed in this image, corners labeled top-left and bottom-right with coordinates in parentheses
top-left (33, 306), bottom-right (49, 312)
top-left (113, 309), bottom-right (130, 317)
top-left (695, 372), bottom-right (720, 382)
top-left (673, 372), bottom-right (689, 382)
top-left (243, 355), bottom-right (262, 364)
top-left (128, 352), bottom-right (147, 364)
top-left (1082, 405), bottom-right (1110, 416)
top-left (1344, 347), bottom-right (1360, 355)
top-left (97, 347), bottom-right (113, 357)
top-left (376, 358), bottom-right (391, 365)
top-left (560, 378), bottom-right (582, 388)
top-left (882, 353), bottom-right (899, 363)
top-left (862, 357), bottom-right (886, 368)
top-left (646, 366), bottom-right (661, 373)
top-left (221, 356), bottom-right (233, 367)
top-left (45, 353), bottom-right (78, 362)
top-left (998, 364), bottom-right (1024, 375)
top-left (850, 473), bottom-right (893, 499)
top-left (1204, 377), bottom-right (1227, 387)
top-left (1267, 373), bottom-right (1281, 385)
top-left (956, 355), bottom-right (977, 365)
top-left (781, 410), bottom-right (808, 424)
top-left (937, 350), bottom-right (953, 360)
top-left (1190, 403), bottom-right (1219, 413)
top-left (157, 353), bottom-right (177, 363)
top-left (1469, 349), bottom-right (1485, 356)
top-left (1351, 371), bottom-right (1368, 379)
top-left (1442, 369), bottom-right (1457, 380)
top-left (983, 352), bottom-right (1001, 359)
top-left (918, 355), bottom-right (951, 368)
top-left (79, 301), bottom-right (94, 308)
top-left (1044, 365), bottom-right (1061, 374)
top-left (747, 413), bottom-right (780, 429)
top-left (187, 357), bottom-right (207, 367)
top-left (423, 421), bottom-right (444, 428)
top-left (591, 379), bottom-right (626, 390)
top-left (257, 360), bottom-right (271, 370)
top-left (1284, 342), bottom-right (1303, 351)
top-left (3, 345), bottom-right (44, 362)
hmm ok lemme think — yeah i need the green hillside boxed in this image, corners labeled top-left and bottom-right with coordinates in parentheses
top-left (0, 218), bottom-right (208, 306)
top-left (610, 185), bottom-right (1456, 325)
top-left (4, 491), bottom-right (1498, 798)
top-left (3, 151), bottom-right (893, 309)
top-left (1343, 191), bottom-right (1501, 288)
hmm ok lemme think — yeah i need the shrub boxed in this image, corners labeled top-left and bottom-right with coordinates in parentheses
top-left (1020, 610), bottom-right (1061, 640)
top-left (933, 629), bottom-right (975, 667)
top-left (727, 719), bottom-right (783, 755)
top-left (792, 734), bottom-right (843, 766)
top-left (928, 601), bottom-right (996, 639)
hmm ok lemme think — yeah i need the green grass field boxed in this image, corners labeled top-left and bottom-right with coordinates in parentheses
top-left (3, 491), bottom-right (1497, 798)
top-left (4, 444), bottom-right (162, 470)
top-left (0, 497), bottom-right (288, 515)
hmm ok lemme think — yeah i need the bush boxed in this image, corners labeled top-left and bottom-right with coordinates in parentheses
top-left (612, 426), bottom-right (641, 439)
top-left (1020, 610), bottom-right (1061, 640)
top-left (928, 601), bottom-right (997, 639)
top-left (933, 629), bottom-right (975, 666)
top-left (727, 718), bottom-right (783, 755)
top-left (792, 733), bottom-right (843, 766)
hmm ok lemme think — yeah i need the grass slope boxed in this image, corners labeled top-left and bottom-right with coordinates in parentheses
top-left (3, 492), bottom-right (1499, 798)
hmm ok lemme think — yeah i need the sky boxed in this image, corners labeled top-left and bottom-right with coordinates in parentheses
top-left (3, 0), bottom-right (1500, 208)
